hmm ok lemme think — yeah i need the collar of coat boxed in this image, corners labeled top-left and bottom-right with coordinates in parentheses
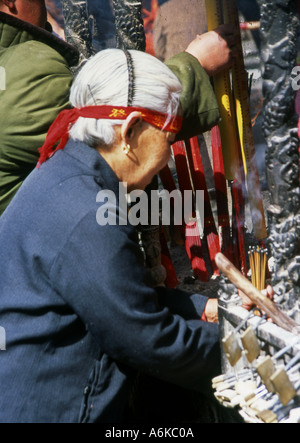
top-left (0, 11), bottom-right (79, 67)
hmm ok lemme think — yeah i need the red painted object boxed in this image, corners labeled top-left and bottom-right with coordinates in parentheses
top-left (185, 137), bottom-right (221, 275)
top-left (172, 141), bottom-right (210, 281)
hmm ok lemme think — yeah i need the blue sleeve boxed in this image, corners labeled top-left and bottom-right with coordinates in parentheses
top-left (50, 211), bottom-right (221, 392)
top-left (155, 287), bottom-right (209, 320)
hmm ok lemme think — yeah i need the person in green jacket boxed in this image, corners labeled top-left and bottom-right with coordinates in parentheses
top-left (0, 0), bottom-right (79, 214)
top-left (0, 0), bottom-right (237, 215)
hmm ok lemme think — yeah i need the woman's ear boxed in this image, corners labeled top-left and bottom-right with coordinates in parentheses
top-left (1, 0), bottom-right (17, 12)
top-left (121, 112), bottom-right (143, 145)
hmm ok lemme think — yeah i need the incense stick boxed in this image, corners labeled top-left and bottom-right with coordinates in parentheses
top-left (248, 246), bottom-right (268, 292)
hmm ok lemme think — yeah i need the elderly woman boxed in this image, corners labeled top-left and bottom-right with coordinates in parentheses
top-left (0, 47), bottom-right (233, 423)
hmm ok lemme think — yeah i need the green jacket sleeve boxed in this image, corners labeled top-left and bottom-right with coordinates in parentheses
top-left (0, 40), bottom-right (72, 213)
top-left (166, 52), bottom-right (220, 140)
top-left (0, 40), bottom-right (72, 167)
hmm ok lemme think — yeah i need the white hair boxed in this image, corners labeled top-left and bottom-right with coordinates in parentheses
top-left (69, 49), bottom-right (182, 147)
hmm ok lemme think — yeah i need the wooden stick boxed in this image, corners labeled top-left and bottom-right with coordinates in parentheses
top-left (215, 253), bottom-right (300, 335)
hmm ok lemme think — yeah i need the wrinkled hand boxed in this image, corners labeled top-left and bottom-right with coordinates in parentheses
top-left (201, 287), bottom-right (274, 324)
top-left (239, 285), bottom-right (274, 313)
top-left (185, 24), bottom-right (239, 76)
top-left (204, 299), bottom-right (219, 324)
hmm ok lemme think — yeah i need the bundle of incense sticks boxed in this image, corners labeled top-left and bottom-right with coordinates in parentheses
top-left (248, 247), bottom-right (268, 291)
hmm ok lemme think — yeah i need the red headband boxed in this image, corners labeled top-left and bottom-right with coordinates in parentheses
top-left (37, 105), bottom-right (183, 167)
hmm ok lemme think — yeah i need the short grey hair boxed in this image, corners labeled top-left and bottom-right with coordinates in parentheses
top-left (69, 49), bottom-right (182, 147)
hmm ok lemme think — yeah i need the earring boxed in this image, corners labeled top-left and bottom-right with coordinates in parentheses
top-left (122, 144), bottom-right (131, 155)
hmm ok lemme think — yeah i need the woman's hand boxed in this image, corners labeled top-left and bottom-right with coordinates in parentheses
top-left (185, 24), bottom-right (239, 76)
top-left (202, 286), bottom-right (275, 324)
top-left (204, 299), bottom-right (219, 324)
top-left (239, 285), bottom-right (275, 312)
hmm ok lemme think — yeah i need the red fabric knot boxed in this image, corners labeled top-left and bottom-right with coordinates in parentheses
top-left (38, 108), bottom-right (80, 167)
top-left (37, 106), bottom-right (183, 167)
